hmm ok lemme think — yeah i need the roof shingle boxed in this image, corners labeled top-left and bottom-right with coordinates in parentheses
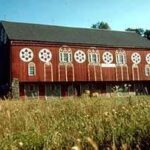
top-left (1, 21), bottom-right (150, 48)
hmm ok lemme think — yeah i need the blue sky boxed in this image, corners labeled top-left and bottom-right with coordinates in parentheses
top-left (0, 0), bottom-right (150, 31)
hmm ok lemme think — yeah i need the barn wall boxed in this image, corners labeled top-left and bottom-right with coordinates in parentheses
top-left (10, 41), bottom-right (150, 82)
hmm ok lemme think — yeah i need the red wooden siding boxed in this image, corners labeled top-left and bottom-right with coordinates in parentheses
top-left (10, 41), bottom-right (150, 82)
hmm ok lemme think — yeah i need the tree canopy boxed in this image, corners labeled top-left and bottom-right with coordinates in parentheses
top-left (125, 28), bottom-right (144, 36)
top-left (125, 28), bottom-right (150, 40)
top-left (91, 21), bottom-right (150, 40)
top-left (91, 21), bottom-right (111, 30)
top-left (144, 30), bottom-right (150, 40)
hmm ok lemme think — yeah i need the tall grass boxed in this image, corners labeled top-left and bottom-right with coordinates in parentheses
top-left (0, 96), bottom-right (150, 149)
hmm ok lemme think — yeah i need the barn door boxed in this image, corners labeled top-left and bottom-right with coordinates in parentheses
top-left (25, 84), bottom-right (39, 100)
top-left (74, 84), bottom-right (81, 96)
top-left (45, 84), bottom-right (61, 98)
top-left (68, 85), bottom-right (74, 96)
top-left (61, 84), bottom-right (68, 96)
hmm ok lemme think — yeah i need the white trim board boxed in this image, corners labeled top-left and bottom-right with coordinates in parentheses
top-left (101, 63), bottom-right (116, 67)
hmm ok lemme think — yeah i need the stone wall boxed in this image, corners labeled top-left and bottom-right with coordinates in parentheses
top-left (11, 78), bottom-right (19, 99)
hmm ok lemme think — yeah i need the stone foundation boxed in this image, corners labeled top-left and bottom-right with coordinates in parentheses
top-left (11, 78), bottom-right (19, 99)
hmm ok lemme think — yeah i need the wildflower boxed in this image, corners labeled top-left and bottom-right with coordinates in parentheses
top-left (122, 106), bottom-right (125, 110)
top-left (132, 106), bottom-right (135, 108)
top-left (124, 84), bottom-right (127, 87)
top-left (104, 111), bottom-right (109, 117)
top-left (85, 90), bottom-right (90, 94)
top-left (125, 109), bottom-right (129, 113)
top-left (77, 139), bottom-right (81, 143)
top-left (71, 146), bottom-right (80, 150)
top-left (85, 114), bottom-right (90, 118)
top-left (19, 142), bottom-right (23, 147)
top-left (79, 131), bottom-right (82, 135)
top-left (140, 103), bottom-right (144, 107)
top-left (112, 109), bottom-right (117, 114)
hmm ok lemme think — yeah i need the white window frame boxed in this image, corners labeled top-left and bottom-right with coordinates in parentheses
top-left (28, 62), bottom-right (36, 76)
top-left (131, 52), bottom-right (141, 64)
top-left (146, 53), bottom-right (150, 64)
top-left (91, 53), bottom-right (98, 63)
top-left (145, 65), bottom-right (150, 76)
top-left (88, 49), bottom-right (100, 64)
top-left (38, 48), bottom-right (52, 63)
top-left (74, 50), bottom-right (86, 63)
top-left (102, 51), bottom-right (113, 64)
top-left (20, 48), bottom-right (34, 62)
top-left (116, 49), bottom-right (126, 65)
top-left (59, 46), bottom-right (72, 63)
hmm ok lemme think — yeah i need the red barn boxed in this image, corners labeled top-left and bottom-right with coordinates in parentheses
top-left (0, 21), bottom-right (150, 99)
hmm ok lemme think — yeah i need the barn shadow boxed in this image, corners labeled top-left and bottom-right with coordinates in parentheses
top-left (0, 84), bottom-right (11, 100)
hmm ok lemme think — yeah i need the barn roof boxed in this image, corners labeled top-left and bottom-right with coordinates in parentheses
top-left (1, 21), bottom-right (150, 48)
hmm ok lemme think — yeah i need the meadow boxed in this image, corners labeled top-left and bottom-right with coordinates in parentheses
top-left (0, 96), bottom-right (150, 150)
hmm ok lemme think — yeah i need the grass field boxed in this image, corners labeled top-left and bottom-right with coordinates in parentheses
top-left (0, 96), bottom-right (150, 150)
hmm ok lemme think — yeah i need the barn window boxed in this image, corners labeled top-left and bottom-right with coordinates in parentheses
top-left (102, 51), bottom-right (113, 64)
top-left (91, 54), bottom-right (97, 63)
top-left (146, 53), bottom-right (150, 64)
top-left (145, 65), bottom-right (150, 76)
top-left (88, 49), bottom-right (100, 64)
top-left (39, 48), bottom-right (52, 63)
top-left (74, 50), bottom-right (86, 63)
top-left (131, 52), bottom-right (141, 64)
top-left (28, 62), bottom-right (36, 76)
top-left (20, 48), bottom-right (34, 62)
top-left (116, 49), bottom-right (126, 65)
top-left (59, 46), bottom-right (72, 63)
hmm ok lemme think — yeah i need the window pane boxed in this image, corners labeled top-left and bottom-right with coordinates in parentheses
top-left (63, 52), bottom-right (69, 62)
top-left (89, 53), bottom-right (99, 63)
top-left (145, 66), bottom-right (150, 76)
top-left (60, 52), bottom-right (71, 63)
top-left (60, 52), bottom-right (63, 62)
top-left (59, 47), bottom-right (72, 63)
top-left (92, 54), bottom-right (97, 63)
top-left (28, 63), bottom-right (35, 76)
top-left (89, 54), bottom-right (92, 62)
top-left (117, 53), bottom-right (125, 64)
top-left (120, 55), bottom-right (124, 63)
top-left (30, 66), bottom-right (35, 75)
top-left (69, 53), bottom-right (72, 62)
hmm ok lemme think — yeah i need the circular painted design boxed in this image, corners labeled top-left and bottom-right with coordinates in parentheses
top-left (74, 50), bottom-right (86, 63)
top-left (146, 53), bottom-right (150, 64)
top-left (131, 52), bottom-right (141, 64)
top-left (39, 49), bottom-right (52, 62)
top-left (102, 51), bottom-right (113, 64)
top-left (19, 48), bottom-right (33, 62)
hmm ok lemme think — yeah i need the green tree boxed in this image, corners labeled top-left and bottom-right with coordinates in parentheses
top-left (144, 30), bottom-right (150, 40)
top-left (125, 28), bottom-right (144, 36)
top-left (91, 21), bottom-right (111, 30)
